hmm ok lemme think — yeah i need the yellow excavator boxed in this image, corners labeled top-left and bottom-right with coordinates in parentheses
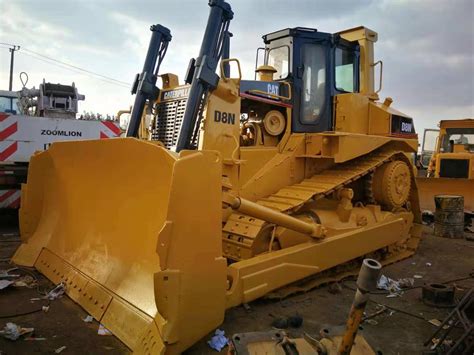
top-left (13, 1), bottom-right (421, 353)
top-left (418, 118), bottom-right (474, 214)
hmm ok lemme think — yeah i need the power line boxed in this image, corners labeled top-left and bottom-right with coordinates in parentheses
top-left (17, 51), bottom-right (130, 89)
top-left (1, 44), bottom-right (131, 89)
top-left (21, 47), bottom-right (131, 86)
top-left (16, 51), bottom-right (130, 89)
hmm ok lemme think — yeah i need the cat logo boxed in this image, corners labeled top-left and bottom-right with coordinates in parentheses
top-left (162, 87), bottom-right (190, 101)
top-left (267, 84), bottom-right (279, 96)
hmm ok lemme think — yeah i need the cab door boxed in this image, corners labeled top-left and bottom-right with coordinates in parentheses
top-left (292, 37), bottom-right (331, 133)
top-left (292, 35), bottom-right (359, 133)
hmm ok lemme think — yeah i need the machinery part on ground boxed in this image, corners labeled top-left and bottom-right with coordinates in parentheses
top-left (12, 1), bottom-right (422, 352)
top-left (127, 25), bottom-right (171, 137)
top-left (338, 259), bottom-right (381, 355)
top-left (228, 329), bottom-right (375, 355)
top-left (434, 195), bottom-right (465, 238)
top-left (229, 330), bottom-right (316, 354)
top-left (424, 288), bottom-right (473, 355)
top-left (422, 283), bottom-right (456, 308)
top-left (372, 160), bottom-right (411, 210)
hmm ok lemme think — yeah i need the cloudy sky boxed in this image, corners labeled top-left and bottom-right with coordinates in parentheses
top-left (1, 0), bottom-right (473, 133)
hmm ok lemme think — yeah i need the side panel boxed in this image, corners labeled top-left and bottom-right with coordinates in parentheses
top-left (0, 114), bottom-right (121, 163)
top-left (334, 93), bottom-right (370, 134)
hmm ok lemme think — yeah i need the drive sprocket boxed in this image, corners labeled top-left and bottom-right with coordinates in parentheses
top-left (372, 160), bottom-right (411, 210)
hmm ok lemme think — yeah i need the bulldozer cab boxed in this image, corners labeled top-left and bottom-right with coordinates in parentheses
top-left (262, 28), bottom-right (360, 133)
top-left (439, 127), bottom-right (474, 154)
top-left (423, 120), bottom-right (474, 178)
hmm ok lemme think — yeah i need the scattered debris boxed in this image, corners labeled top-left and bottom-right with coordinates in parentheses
top-left (55, 346), bottom-right (67, 353)
top-left (365, 319), bottom-right (378, 326)
top-left (43, 283), bottom-right (66, 300)
top-left (42, 306), bottom-right (49, 313)
top-left (14, 275), bottom-right (37, 288)
top-left (377, 274), bottom-right (398, 292)
top-left (98, 324), bottom-right (112, 336)
top-left (398, 278), bottom-right (415, 288)
top-left (83, 315), bottom-right (94, 323)
top-left (0, 280), bottom-right (14, 290)
top-left (207, 329), bottom-right (228, 351)
top-left (428, 319), bottom-right (450, 329)
top-left (24, 337), bottom-right (47, 341)
top-left (363, 305), bottom-right (387, 322)
top-left (428, 319), bottom-right (442, 327)
top-left (377, 275), bottom-right (414, 296)
top-left (242, 303), bottom-right (251, 311)
top-left (426, 262), bottom-right (432, 267)
top-left (0, 322), bottom-right (34, 340)
top-left (414, 274), bottom-right (423, 279)
top-left (30, 297), bottom-right (41, 302)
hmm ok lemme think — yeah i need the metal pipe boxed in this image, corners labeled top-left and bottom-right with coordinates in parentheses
top-left (229, 196), bottom-right (323, 238)
top-left (338, 258), bottom-right (382, 355)
top-left (126, 24), bottom-right (171, 137)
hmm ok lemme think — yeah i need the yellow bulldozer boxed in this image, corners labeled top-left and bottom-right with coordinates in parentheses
top-left (417, 119), bottom-right (474, 214)
top-left (12, 1), bottom-right (422, 353)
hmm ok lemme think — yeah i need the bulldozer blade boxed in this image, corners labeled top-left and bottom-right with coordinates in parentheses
top-left (416, 177), bottom-right (474, 213)
top-left (12, 138), bottom-right (227, 353)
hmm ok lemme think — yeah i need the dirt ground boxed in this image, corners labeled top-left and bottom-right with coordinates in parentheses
top-left (0, 213), bottom-right (473, 355)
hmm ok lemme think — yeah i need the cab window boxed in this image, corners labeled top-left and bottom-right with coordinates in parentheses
top-left (335, 47), bottom-right (356, 92)
top-left (267, 46), bottom-right (290, 80)
top-left (301, 44), bottom-right (326, 124)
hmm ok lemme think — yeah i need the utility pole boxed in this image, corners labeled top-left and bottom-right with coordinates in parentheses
top-left (8, 45), bottom-right (20, 91)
